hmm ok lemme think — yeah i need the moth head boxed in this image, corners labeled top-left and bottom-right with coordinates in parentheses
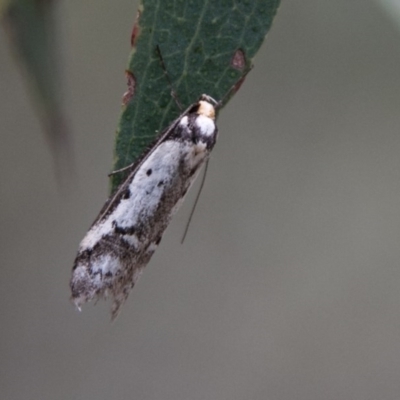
top-left (197, 95), bottom-right (217, 120)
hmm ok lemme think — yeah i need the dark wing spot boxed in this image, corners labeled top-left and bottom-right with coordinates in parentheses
top-left (146, 168), bottom-right (152, 176)
top-left (157, 180), bottom-right (164, 187)
top-left (155, 235), bottom-right (162, 245)
top-left (89, 267), bottom-right (102, 278)
top-left (113, 224), bottom-right (136, 235)
top-left (105, 271), bottom-right (113, 277)
top-left (73, 248), bottom-right (93, 269)
top-left (123, 189), bottom-right (131, 199)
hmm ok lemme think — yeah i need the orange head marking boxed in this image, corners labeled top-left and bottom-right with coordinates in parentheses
top-left (197, 100), bottom-right (216, 120)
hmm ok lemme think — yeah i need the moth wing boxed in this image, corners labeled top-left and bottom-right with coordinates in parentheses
top-left (71, 103), bottom-right (198, 318)
top-left (95, 103), bottom-right (197, 225)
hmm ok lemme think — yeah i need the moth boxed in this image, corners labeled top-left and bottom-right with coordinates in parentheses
top-left (70, 52), bottom-right (250, 319)
top-left (71, 94), bottom-right (222, 318)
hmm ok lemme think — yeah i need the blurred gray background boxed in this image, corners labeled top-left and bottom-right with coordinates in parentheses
top-left (2, 1), bottom-right (400, 399)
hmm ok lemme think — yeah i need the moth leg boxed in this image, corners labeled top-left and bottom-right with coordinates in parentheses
top-left (108, 163), bottom-right (135, 177)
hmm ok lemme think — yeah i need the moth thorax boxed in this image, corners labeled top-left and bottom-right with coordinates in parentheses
top-left (197, 100), bottom-right (215, 120)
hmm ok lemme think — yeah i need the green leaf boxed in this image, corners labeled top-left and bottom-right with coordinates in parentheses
top-left (1, 0), bottom-right (72, 178)
top-left (111, 0), bottom-right (281, 193)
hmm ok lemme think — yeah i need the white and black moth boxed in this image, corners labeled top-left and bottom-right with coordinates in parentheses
top-left (71, 95), bottom-right (220, 318)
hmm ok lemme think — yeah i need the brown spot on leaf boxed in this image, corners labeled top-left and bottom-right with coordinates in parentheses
top-left (231, 73), bottom-right (248, 96)
top-left (130, 10), bottom-right (141, 47)
top-left (231, 49), bottom-right (246, 71)
top-left (122, 70), bottom-right (136, 105)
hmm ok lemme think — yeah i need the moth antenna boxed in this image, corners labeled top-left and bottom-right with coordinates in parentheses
top-left (180, 63), bottom-right (253, 242)
top-left (216, 64), bottom-right (254, 110)
top-left (156, 45), bottom-right (183, 111)
top-left (181, 158), bottom-right (210, 244)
